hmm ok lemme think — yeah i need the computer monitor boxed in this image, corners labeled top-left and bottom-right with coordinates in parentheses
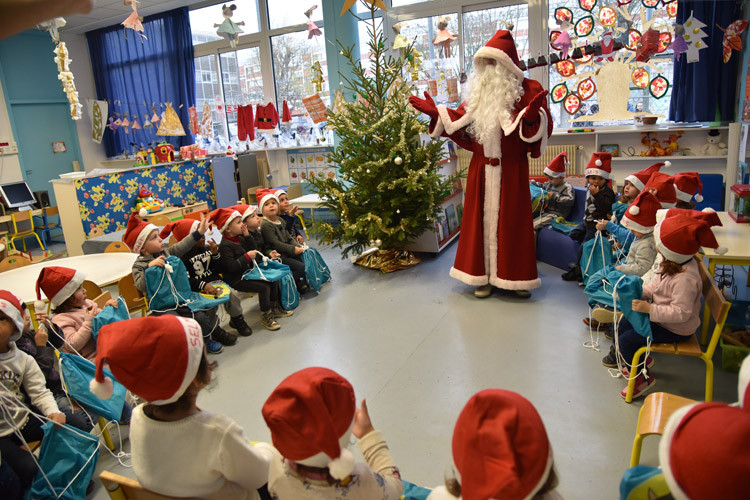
top-left (0, 182), bottom-right (36, 209)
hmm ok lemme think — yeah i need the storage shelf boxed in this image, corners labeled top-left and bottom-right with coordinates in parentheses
top-left (438, 227), bottom-right (461, 249)
top-left (612, 155), bottom-right (727, 161)
top-left (440, 189), bottom-right (463, 205)
top-left (552, 124), bottom-right (729, 137)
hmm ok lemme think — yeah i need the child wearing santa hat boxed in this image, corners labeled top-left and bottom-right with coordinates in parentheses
top-left (672, 172), bottom-right (703, 210)
top-left (91, 316), bottom-right (274, 500)
top-left (262, 367), bottom-right (403, 499)
top-left (160, 219), bottom-right (252, 338)
top-left (427, 389), bottom-right (562, 500)
top-left (601, 211), bottom-right (727, 399)
top-left (213, 207), bottom-right (291, 332)
top-left (0, 290), bottom-right (66, 493)
top-left (274, 189), bottom-right (305, 244)
top-left (612, 161), bottom-right (665, 224)
top-left (257, 189), bottom-right (308, 293)
top-left (643, 172), bottom-right (677, 209)
top-left (124, 212), bottom-right (228, 354)
top-left (532, 152), bottom-right (575, 231)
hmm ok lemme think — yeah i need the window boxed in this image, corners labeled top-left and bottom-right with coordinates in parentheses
top-left (358, 18), bottom-right (384, 76)
top-left (189, 0), bottom-right (260, 45)
top-left (220, 47), bottom-right (263, 139)
top-left (194, 54), bottom-right (226, 138)
top-left (267, 0), bottom-right (323, 30)
top-left (462, 4), bottom-right (530, 76)
top-left (391, 0), bottom-right (431, 7)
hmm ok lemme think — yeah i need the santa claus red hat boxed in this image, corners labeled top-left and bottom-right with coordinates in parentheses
top-left (208, 208), bottom-right (242, 234)
top-left (544, 152), bottom-right (568, 178)
top-left (123, 213), bottom-right (158, 253)
top-left (624, 161), bottom-right (669, 192)
top-left (585, 152), bottom-right (612, 179)
top-left (473, 30), bottom-right (524, 82)
top-left (621, 192), bottom-right (660, 234)
top-left (0, 290), bottom-right (25, 341)
top-left (658, 400), bottom-right (750, 500)
top-left (281, 100), bottom-right (292, 125)
top-left (159, 219), bottom-right (199, 242)
top-left (256, 188), bottom-right (279, 211)
top-left (672, 172), bottom-right (704, 203)
top-left (36, 266), bottom-right (86, 309)
top-left (644, 172), bottom-right (677, 208)
top-left (90, 316), bottom-right (204, 404)
top-left (262, 367), bottom-right (357, 480)
top-left (444, 389), bottom-right (553, 500)
top-left (654, 212), bottom-right (727, 263)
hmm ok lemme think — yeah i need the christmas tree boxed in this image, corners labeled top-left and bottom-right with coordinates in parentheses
top-left (308, 5), bottom-right (452, 264)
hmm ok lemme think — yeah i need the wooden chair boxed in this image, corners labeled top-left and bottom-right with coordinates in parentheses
top-left (8, 210), bottom-right (45, 252)
top-left (624, 255), bottom-right (731, 403)
top-left (0, 255), bottom-right (31, 272)
top-left (168, 234), bottom-right (177, 246)
top-left (35, 206), bottom-right (62, 247)
top-left (88, 227), bottom-right (106, 238)
top-left (118, 273), bottom-right (147, 317)
top-left (182, 209), bottom-right (208, 222)
top-left (99, 471), bottom-right (201, 500)
top-left (147, 214), bottom-right (173, 226)
top-left (630, 392), bottom-right (696, 466)
top-left (82, 280), bottom-right (103, 299)
top-left (105, 241), bottom-right (130, 253)
top-left (92, 291), bottom-right (112, 309)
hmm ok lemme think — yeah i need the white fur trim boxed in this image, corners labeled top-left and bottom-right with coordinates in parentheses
top-left (625, 175), bottom-right (645, 192)
top-left (484, 164), bottom-right (501, 283)
top-left (259, 194), bottom-right (279, 211)
top-left (439, 105), bottom-right (474, 136)
top-left (473, 46), bottom-right (525, 81)
top-left (489, 275), bottom-right (542, 290)
top-left (658, 404), bottom-right (701, 500)
top-left (584, 168), bottom-right (610, 179)
top-left (50, 270), bottom-right (87, 308)
top-left (89, 377), bottom-right (114, 400)
top-left (152, 316), bottom-right (204, 405)
top-left (242, 205), bottom-right (259, 220)
top-left (655, 238), bottom-right (692, 264)
top-left (655, 208), bottom-right (670, 224)
top-left (695, 194), bottom-right (703, 202)
top-left (449, 266), bottom-right (489, 286)
top-left (674, 188), bottom-right (693, 203)
top-left (661, 202), bottom-right (676, 208)
top-left (327, 448), bottom-right (355, 480)
top-left (629, 206), bottom-right (640, 216)
top-left (621, 215), bottom-right (654, 234)
top-left (430, 109), bottom-right (446, 138)
top-left (132, 224), bottom-right (158, 254)
top-left (519, 110), bottom-right (547, 144)
top-left (427, 485), bottom-right (459, 500)
top-left (701, 207), bottom-right (715, 213)
top-left (219, 210), bottom-right (242, 234)
top-left (543, 167), bottom-right (565, 177)
top-left (739, 356), bottom-right (750, 406)
top-left (296, 422), bottom-right (354, 468)
top-left (715, 245), bottom-right (728, 255)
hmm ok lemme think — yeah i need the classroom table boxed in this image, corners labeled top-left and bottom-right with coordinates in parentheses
top-left (81, 226), bottom-right (222, 254)
top-left (289, 194), bottom-right (325, 219)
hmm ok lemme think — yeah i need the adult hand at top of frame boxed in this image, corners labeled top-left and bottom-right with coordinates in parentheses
top-left (408, 92), bottom-right (439, 120)
top-left (0, 0), bottom-right (94, 40)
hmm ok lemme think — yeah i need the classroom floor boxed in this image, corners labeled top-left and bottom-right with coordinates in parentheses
top-left (86, 240), bottom-right (740, 500)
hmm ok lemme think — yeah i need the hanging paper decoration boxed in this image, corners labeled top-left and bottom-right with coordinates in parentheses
top-left (304, 5), bottom-right (322, 39)
top-left (683, 14), bottom-right (708, 63)
top-left (666, 1), bottom-right (678, 18)
top-left (672, 24), bottom-right (688, 60)
top-left (641, 0), bottom-right (660, 8)
top-left (121, 116), bottom-right (130, 133)
top-left (188, 106), bottom-right (198, 135)
top-left (717, 20), bottom-right (749, 63)
top-left (631, 67), bottom-right (650, 88)
top-left (214, 4), bottom-right (245, 48)
top-left (311, 61), bottom-right (324, 92)
top-left (626, 29), bottom-right (642, 51)
top-left (596, 31), bottom-right (616, 62)
top-left (556, 59), bottom-right (576, 77)
top-left (575, 16), bottom-right (594, 37)
top-left (573, 46), bottom-right (594, 64)
top-left (88, 100), bottom-right (107, 144)
top-left (156, 103), bottom-right (185, 136)
top-left (578, 0), bottom-right (596, 12)
top-left (339, 0), bottom-right (387, 16)
top-left (551, 19), bottom-right (573, 59)
top-left (577, 78), bottom-right (597, 101)
top-left (563, 93), bottom-right (581, 115)
top-left (122, 0), bottom-right (146, 40)
top-left (408, 48), bottom-right (422, 81)
top-left (649, 75), bottom-right (669, 99)
top-left (199, 101), bottom-right (213, 136)
top-left (551, 83), bottom-right (569, 103)
top-left (131, 119), bottom-right (141, 130)
top-left (392, 22), bottom-right (409, 50)
top-left (142, 114), bottom-right (153, 129)
top-left (432, 16), bottom-right (457, 58)
top-left (636, 28), bottom-right (660, 62)
top-left (52, 42), bottom-right (82, 120)
top-left (301, 94), bottom-right (327, 123)
top-left (37, 17), bottom-right (66, 42)
top-left (598, 7), bottom-right (617, 28)
top-left (108, 117), bottom-right (118, 132)
top-left (555, 7), bottom-right (573, 23)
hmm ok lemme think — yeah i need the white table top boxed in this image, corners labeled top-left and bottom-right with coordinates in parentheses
top-left (289, 194), bottom-right (324, 209)
top-left (0, 253), bottom-right (137, 303)
top-left (702, 212), bottom-right (750, 260)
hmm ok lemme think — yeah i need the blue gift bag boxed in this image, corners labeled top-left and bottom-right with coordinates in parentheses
top-left (580, 231), bottom-right (612, 286)
top-left (91, 296), bottom-right (129, 341)
top-left (530, 183), bottom-right (550, 218)
top-left (145, 256), bottom-right (230, 312)
top-left (242, 259), bottom-right (300, 310)
top-left (301, 247), bottom-right (331, 292)
top-left (59, 352), bottom-right (125, 421)
top-left (26, 421), bottom-right (100, 500)
top-left (402, 481), bottom-right (432, 500)
top-left (584, 266), bottom-right (652, 339)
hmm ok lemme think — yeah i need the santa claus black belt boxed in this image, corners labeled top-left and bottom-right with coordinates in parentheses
top-left (481, 157), bottom-right (500, 166)
top-left (258, 118), bottom-right (272, 122)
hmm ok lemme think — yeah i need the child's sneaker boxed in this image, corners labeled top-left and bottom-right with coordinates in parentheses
top-left (601, 346), bottom-right (619, 367)
top-left (205, 338), bottom-right (224, 354)
top-left (229, 316), bottom-right (253, 337)
top-left (621, 373), bottom-right (656, 399)
top-left (561, 265), bottom-right (582, 282)
top-left (261, 311), bottom-right (280, 331)
top-left (272, 303), bottom-right (294, 318)
top-left (211, 327), bottom-right (237, 346)
top-left (621, 357), bottom-right (654, 377)
top-left (592, 307), bottom-right (623, 325)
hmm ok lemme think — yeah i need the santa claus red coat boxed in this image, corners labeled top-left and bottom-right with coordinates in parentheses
top-left (412, 30), bottom-right (552, 290)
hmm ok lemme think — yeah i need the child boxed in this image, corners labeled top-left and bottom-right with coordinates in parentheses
top-left (90, 316), bottom-right (274, 500)
top-left (35, 266), bottom-right (119, 361)
top-left (160, 219), bottom-right (252, 338)
top-left (672, 171), bottom-right (703, 210)
top-left (532, 152), bottom-right (575, 231)
top-left (124, 212), bottom-right (230, 354)
top-left (562, 152), bottom-right (615, 282)
top-left (601, 211), bottom-right (726, 399)
top-left (257, 189), bottom-right (309, 293)
top-left (213, 207), bottom-right (290, 332)
top-left (275, 189), bottom-right (305, 244)
top-left (0, 290), bottom-right (65, 494)
top-left (643, 172), bottom-right (677, 208)
top-left (262, 367), bottom-right (403, 499)
top-left (427, 389), bottom-right (561, 500)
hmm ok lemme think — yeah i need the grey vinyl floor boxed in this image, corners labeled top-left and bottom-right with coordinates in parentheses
top-left (86, 240), bottom-right (740, 500)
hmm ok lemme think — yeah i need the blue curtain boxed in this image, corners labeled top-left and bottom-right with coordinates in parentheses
top-left (669, 0), bottom-right (743, 122)
top-left (86, 7), bottom-right (195, 157)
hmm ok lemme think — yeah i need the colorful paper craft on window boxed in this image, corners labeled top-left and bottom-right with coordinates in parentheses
top-left (302, 94), bottom-right (328, 124)
top-left (578, 0), bottom-right (597, 12)
top-left (641, 0), bottom-right (659, 8)
top-left (657, 32), bottom-right (672, 53)
top-left (577, 78), bottom-right (596, 101)
top-left (631, 68), bottom-right (649, 88)
top-left (598, 7), bottom-right (617, 28)
top-left (555, 7), bottom-right (573, 23)
top-left (649, 75), bottom-right (669, 99)
top-left (156, 103), bottom-right (185, 136)
top-left (575, 16), bottom-right (594, 37)
top-left (718, 20), bottom-right (749, 63)
top-left (199, 101), bottom-right (212, 136)
top-left (563, 94), bottom-right (581, 115)
top-left (551, 83), bottom-right (569, 103)
top-left (666, 1), bottom-right (678, 18)
top-left (556, 60), bottom-right (576, 77)
top-left (626, 29), bottom-right (641, 51)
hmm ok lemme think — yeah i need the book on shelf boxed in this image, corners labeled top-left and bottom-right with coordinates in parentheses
top-left (445, 204), bottom-right (458, 233)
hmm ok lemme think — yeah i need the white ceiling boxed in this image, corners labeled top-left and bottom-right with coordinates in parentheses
top-left (61, 0), bottom-right (209, 35)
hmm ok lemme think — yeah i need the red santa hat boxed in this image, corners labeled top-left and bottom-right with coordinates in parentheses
top-left (655, 207), bottom-right (722, 227)
top-left (672, 172), bottom-right (704, 203)
top-left (230, 204), bottom-right (259, 220)
top-left (644, 172), bottom-right (677, 208)
top-left (159, 219), bottom-right (199, 242)
top-left (654, 212), bottom-right (727, 263)
top-left (473, 30), bottom-right (524, 82)
top-left (0, 290), bottom-right (25, 341)
top-left (208, 208), bottom-right (242, 234)
top-left (658, 401), bottom-right (750, 500)
top-left (544, 152), bottom-right (568, 178)
top-left (262, 367), bottom-right (356, 480)
top-left (437, 389), bottom-right (553, 500)
top-left (624, 161), bottom-right (669, 192)
top-left (123, 213), bottom-right (158, 253)
top-left (256, 188), bottom-right (279, 211)
top-left (585, 152), bottom-right (612, 179)
top-left (281, 100), bottom-right (292, 125)
top-left (621, 192), bottom-right (660, 234)
top-left (35, 266), bottom-right (86, 309)
top-left (89, 316), bottom-right (204, 404)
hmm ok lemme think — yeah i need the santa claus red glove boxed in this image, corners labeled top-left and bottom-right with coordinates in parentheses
top-left (409, 91), bottom-right (439, 120)
top-left (524, 90), bottom-right (549, 124)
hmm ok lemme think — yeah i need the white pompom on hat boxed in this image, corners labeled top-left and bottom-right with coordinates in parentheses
top-left (621, 192), bottom-right (660, 234)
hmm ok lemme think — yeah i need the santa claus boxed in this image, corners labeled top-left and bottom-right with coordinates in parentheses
top-left (410, 30), bottom-right (552, 298)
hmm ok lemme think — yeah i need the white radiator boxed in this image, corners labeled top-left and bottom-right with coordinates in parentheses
top-left (528, 144), bottom-right (577, 177)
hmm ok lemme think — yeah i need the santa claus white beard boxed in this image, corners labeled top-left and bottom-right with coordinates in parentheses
top-left (465, 63), bottom-right (523, 147)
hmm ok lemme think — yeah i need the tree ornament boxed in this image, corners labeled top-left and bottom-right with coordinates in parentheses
top-left (122, 0), bottom-right (147, 40)
top-left (304, 5), bottom-right (322, 39)
top-left (311, 61), bottom-right (324, 92)
top-left (375, 239), bottom-right (382, 247)
top-left (396, 209), bottom-right (400, 214)
top-left (394, 156), bottom-right (403, 165)
top-left (717, 20), bottom-right (749, 63)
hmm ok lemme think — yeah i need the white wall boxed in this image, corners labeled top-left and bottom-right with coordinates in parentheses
top-left (0, 78), bottom-right (23, 184)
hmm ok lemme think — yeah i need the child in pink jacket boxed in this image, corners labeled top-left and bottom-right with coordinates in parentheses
top-left (601, 211), bottom-right (726, 399)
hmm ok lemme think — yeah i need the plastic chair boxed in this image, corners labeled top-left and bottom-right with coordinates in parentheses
top-left (8, 210), bottom-right (45, 252)
top-left (82, 280), bottom-right (103, 300)
top-left (105, 241), bottom-right (130, 253)
top-left (629, 392), bottom-right (696, 466)
top-left (0, 255), bottom-right (31, 271)
top-left (88, 227), bottom-right (106, 238)
top-left (118, 273), bottom-right (147, 317)
top-left (624, 255), bottom-right (731, 403)
top-left (35, 206), bottom-right (62, 247)
top-left (183, 209), bottom-right (208, 222)
top-left (99, 471), bottom-right (201, 500)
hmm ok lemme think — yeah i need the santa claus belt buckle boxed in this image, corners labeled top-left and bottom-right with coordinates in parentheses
top-left (482, 157), bottom-right (500, 166)
top-left (259, 118), bottom-right (271, 122)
